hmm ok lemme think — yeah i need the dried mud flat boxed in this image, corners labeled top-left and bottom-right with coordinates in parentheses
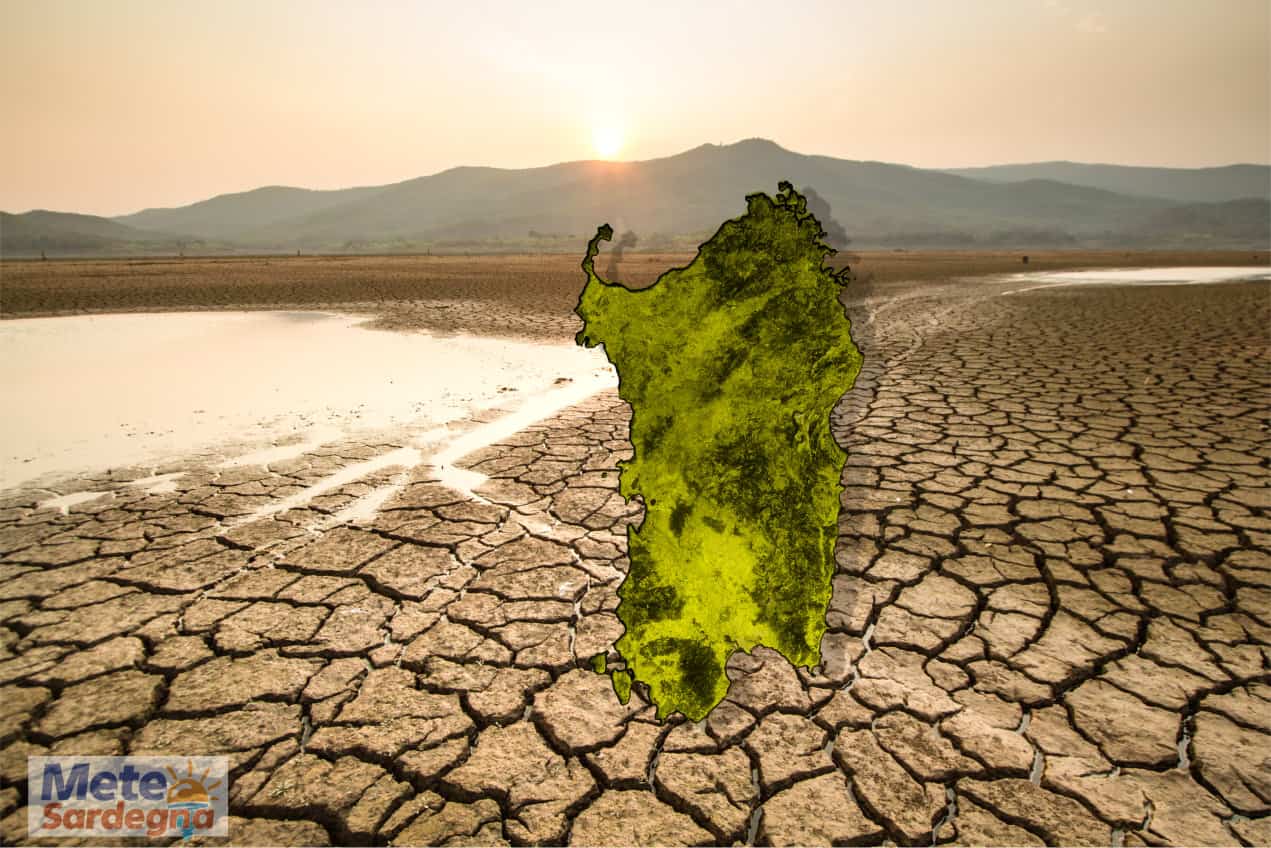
top-left (0, 266), bottom-right (1269, 846)
top-left (3, 249), bottom-right (1267, 339)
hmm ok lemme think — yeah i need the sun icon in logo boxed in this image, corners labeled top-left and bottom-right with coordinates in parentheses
top-left (166, 761), bottom-right (223, 839)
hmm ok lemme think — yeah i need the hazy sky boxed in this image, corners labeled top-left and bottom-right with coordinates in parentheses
top-left (3, 0), bottom-right (1268, 216)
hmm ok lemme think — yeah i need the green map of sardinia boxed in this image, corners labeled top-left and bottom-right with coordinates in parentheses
top-left (576, 183), bottom-right (862, 720)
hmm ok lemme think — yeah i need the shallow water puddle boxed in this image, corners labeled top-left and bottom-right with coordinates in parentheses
top-left (430, 373), bottom-right (618, 499)
top-left (238, 445), bottom-right (425, 524)
top-left (37, 490), bottom-right (114, 514)
top-left (232, 366), bottom-right (620, 526)
top-left (0, 311), bottom-right (616, 490)
top-left (1000, 266), bottom-right (1270, 295)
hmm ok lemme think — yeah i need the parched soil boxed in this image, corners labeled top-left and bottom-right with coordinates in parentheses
top-left (0, 261), bottom-right (1268, 845)
top-left (2, 249), bottom-right (1267, 339)
top-left (0, 253), bottom-right (683, 339)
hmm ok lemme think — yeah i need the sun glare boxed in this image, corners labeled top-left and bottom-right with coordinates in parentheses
top-left (592, 125), bottom-right (624, 159)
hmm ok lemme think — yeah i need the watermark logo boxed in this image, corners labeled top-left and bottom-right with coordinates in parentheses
top-left (28, 756), bottom-right (229, 840)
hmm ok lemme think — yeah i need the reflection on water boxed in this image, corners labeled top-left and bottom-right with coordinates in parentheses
top-left (0, 311), bottom-right (616, 490)
top-left (1001, 266), bottom-right (1271, 295)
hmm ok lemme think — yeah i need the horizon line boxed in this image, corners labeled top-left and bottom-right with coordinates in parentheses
top-left (6, 137), bottom-right (1270, 220)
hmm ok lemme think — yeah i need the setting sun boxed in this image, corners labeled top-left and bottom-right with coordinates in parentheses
top-left (591, 124), bottom-right (624, 159)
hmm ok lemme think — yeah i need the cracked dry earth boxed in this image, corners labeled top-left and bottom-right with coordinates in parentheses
top-left (1, 276), bottom-right (1269, 847)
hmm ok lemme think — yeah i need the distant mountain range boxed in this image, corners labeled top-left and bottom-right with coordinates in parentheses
top-left (3, 139), bottom-right (1268, 256)
top-left (0, 210), bottom-right (188, 254)
top-left (942, 162), bottom-right (1270, 205)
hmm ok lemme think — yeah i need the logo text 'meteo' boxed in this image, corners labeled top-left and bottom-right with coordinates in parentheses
top-left (29, 756), bottom-right (229, 840)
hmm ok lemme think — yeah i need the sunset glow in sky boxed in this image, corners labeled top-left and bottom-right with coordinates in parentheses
top-left (2, 0), bottom-right (1268, 215)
